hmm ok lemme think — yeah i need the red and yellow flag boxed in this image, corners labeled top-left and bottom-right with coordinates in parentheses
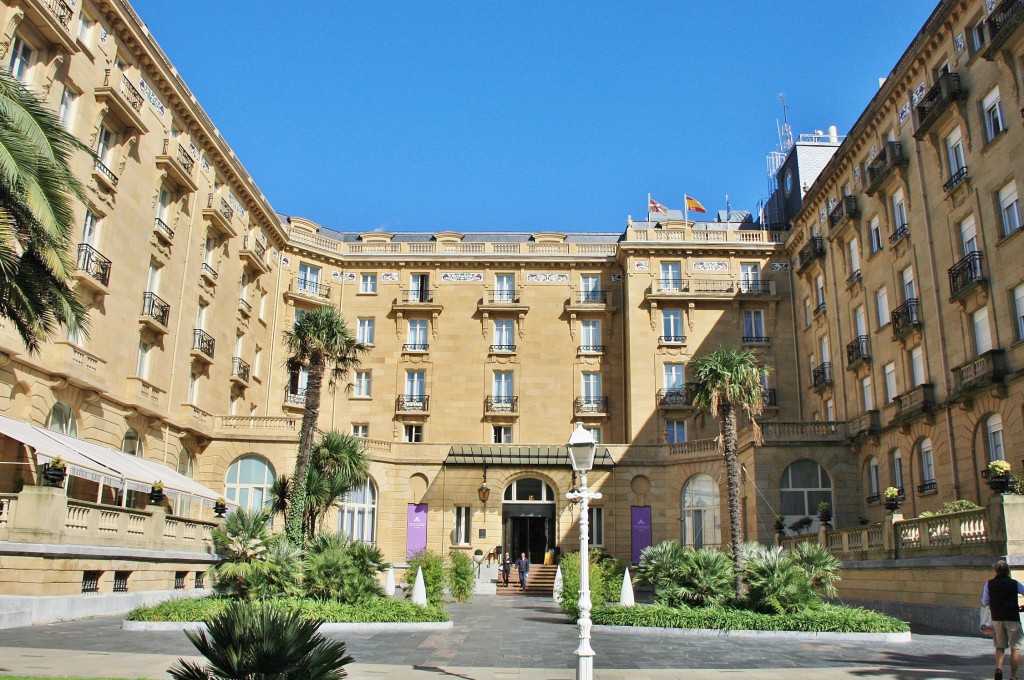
top-left (684, 195), bottom-right (706, 213)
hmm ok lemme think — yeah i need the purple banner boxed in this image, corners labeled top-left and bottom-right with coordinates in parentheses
top-left (631, 506), bottom-right (652, 564)
top-left (406, 503), bottom-right (428, 557)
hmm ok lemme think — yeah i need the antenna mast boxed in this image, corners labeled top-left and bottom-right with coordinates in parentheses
top-left (778, 93), bottom-right (793, 151)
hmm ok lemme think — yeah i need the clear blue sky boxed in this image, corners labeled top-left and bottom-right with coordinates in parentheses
top-left (131, 1), bottom-right (934, 233)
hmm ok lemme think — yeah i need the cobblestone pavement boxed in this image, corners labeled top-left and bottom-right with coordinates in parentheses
top-left (0, 594), bottom-right (998, 679)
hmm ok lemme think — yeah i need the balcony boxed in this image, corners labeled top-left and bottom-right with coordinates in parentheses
top-left (865, 142), bottom-right (909, 195)
top-left (190, 329), bottom-right (215, 363)
top-left (846, 269), bottom-right (862, 288)
top-left (913, 72), bottom-right (967, 139)
top-left (846, 335), bottom-right (871, 370)
top-left (813, 301), bottom-right (827, 318)
top-left (24, 0), bottom-right (76, 51)
top-left (396, 395), bottom-right (429, 413)
top-left (891, 383), bottom-right (935, 428)
top-left (574, 396), bottom-right (608, 416)
top-left (647, 279), bottom-right (775, 301)
top-left (737, 280), bottom-right (775, 296)
top-left (828, 195), bottom-right (861, 229)
top-left (202, 194), bottom-right (237, 238)
top-left (200, 262), bottom-right (218, 285)
top-left (284, 388), bottom-right (307, 408)
top-left (230, 357), bottom-right (250, 386)
top-left (658, 335), bottom-right (686, 345)
top-left (953, 349), bottom-right (1007, 399)
top-left (888, 222), bottom-right (910, 245)
top-left (948, 252), bottom-right (986, 301)
top-left (917, 480), bottom-right (938, 494)
top-left (811, 363), bottom-right (833, 392)
top-left (94, 69), bottom-right (148, 135)
top-left (153, 217), bottom-right (174, 242)
top-left (139, 292), bottom-right (170, 333)
top-left (401, 288), bottom-right (435, 304)
top-left (403, 343), bottom-right (429, 353)
top-left (51, 341), bottom-right (106, 394)
top-left (285, 277), bottom-right (332, 305)
top-left (657, 385), bottom-right (697, 409)
top-left (566, 289), bottom-right (615, 314)
top-left (849, 410), bottom-right (881, 441)
top-left (742, 336), bottom-right (770, 345)
top-left (984, 0), bottom-right (1024, 57)
top-left (891, 299), bottom-right (922, 340)
top-left (762, 388), bottom-right (778, 408)
top-left (92, 159), bottom-right (119, 191)
top-left (488, 290), bottom-right (521, 304)
top-left (484, 396), bottom-right (518, 415)
top-left (74, 244), bottom-right (111, 291)
top-left (239, 237), bottom-right (270, 275)
top-left (943, 165), bottom-right (970, 193)
top-left (237, 297), bottom-right (252, 317)
top-left (155, 139), bottom-right (198, 193)
top-left (796, 237), bottom-right (825, 274)
top-left (490, 344), bottom-right (517, 353)
top-left (578, 344), bottom-right (604, 353)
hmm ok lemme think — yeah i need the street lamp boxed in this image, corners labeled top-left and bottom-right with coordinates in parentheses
top-left (478, 466), bottom-right (491, 504)
top-left (566, 422), bottom-right (602, 680)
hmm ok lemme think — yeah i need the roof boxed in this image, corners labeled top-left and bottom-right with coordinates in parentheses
top-left (312, 228), bottom-right (623, 245)
top-left (444, 445), bottom-right (614, 468)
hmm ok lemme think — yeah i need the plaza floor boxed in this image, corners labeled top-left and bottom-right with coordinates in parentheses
top-left (0, 594), bottom-right (998, 679)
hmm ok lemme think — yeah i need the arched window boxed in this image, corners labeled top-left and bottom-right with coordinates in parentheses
top-left (503, 478), bottom-right (556, 502)
top-left (47, 402), bottom-right (76, 436)
top-left (177, 447), bottom-right (194, 478)
top-left (224, 455), bottom-right (275, 511)
top-left (121, 428), bottom-right (143, 457)
top-left (339, 478), bottom-right (377, 543)
top-left (891, 449), bottom-right (904, 492)
top-left (985, 414), bottom-right (1005, 462)
top-left (919, 438), bottom-right (936, 490)
top-left (780, 459), bottom-right (833, 516)
top-left (681, 473), bottom-right (720, 548)
top-left (868, 457), bottom-right (880, 498)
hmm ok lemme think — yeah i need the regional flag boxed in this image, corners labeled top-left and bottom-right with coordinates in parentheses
top-left (685, 195), bottom-right (707, 213)
top-left (649, 197), bottom-right (668, 214)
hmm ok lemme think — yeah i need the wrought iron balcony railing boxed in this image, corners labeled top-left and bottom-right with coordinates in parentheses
top-left (285, 388), bottom-right (307, 406)
top-left (43, 0), bottom-right (73, 27)
top-left (93, 159), bottom-right (119, 186)
top-left (846, 269), bottom-right (862, 287)
top-left (201, 262), bottom-right (218, 280)
top-left (985, 0), bottom-right (1024, 55)
top-left (866, 142), bottom-right (909, 194)
top-left (738, 280), bottom-right (773, 295)
top-left (76, 244), bottom-right (111, 286)
top-left (154, 217), bottom-right (174, 240)
top-left (914, 72), bottom-right (967, 138)
top-left (576, 290), bottom-right (608, 304)
top-left (655, 279), bottom-right (689, 294)
top-left (578, 344), bottom-right (604, 353)
top-left (488, 290), bottom-right (520, 304)
top-left (574, 396), bottom-right (608, 414)
top-left (294, 278), bottom-right (331, 299)
top-left (917, 480), bottom-right (938, 494)
top-left (813, 301), bottom-right (826, 317)
top-left (811, 363), bottom-right (833, 391)
top-left (657, 386), bottom-right (697, 408)
top-left (891, 298), bottom-right (921, 338)
top-left (403, 343), bottom-right (429, 352)
top-left (191, 329), bottom-right (215, 358)
top-left (401, 289), bottom-right (435, 303)
top-left (141, 292), bottom-right (170, 327)
top-left (743, 336), bottom-right (770, 344)
top-left (948, 251), bottom-right (986, 300)
top-left (490, 344), bottom-right (517, 352)
top-left (109, 72), bottom-right (143, 112)
top-left (762, 388), bottom-right (778, 407)
top-left (889, 222), bottom-right (910, 245)
top-left (238, 297), bottom-right (252, 314)
top-left (943, 165), bottom-right (970, 193)
top-left (231, 357), bottom-right (250, 383)
top-left (828, 195), bottom-right (861, 227)
top-left (796, 237), bottom-right (825, 274)
top-left (396, 395), bottom-right (429, 412)
top-left (485, 396), bottom-right (518, 413)
top-left (846, 335), bottom-right (870, 369)
top-left (658, 335), bottom-right (686, 344)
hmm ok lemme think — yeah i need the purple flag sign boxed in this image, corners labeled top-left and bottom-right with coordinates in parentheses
top-left (406, 503), bottom-right (428, 557)
top-left (631, 506), bottom-right (652, 564)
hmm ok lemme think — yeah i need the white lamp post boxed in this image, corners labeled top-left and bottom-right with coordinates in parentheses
top-left (566, 422), bottom-right (602, 680)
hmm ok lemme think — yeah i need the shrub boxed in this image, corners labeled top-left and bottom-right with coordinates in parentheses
top-left (790, 541), bottom-right (841, 598)
top-left (920, 499), bottom-right (983, 518)
top-left (248, 539), bottom-right (304, 599)
top-left (404, 549), bottom-right (445, 604)
top-left (741, 542), bottom-right (818, 614)
top-left (128, 596), bottom-right (449, 624)
top-left (167, 601), bottom-right (353, 679)
top-left (635, 541), bottom-right (733, 608)
top-left (558, 550), bottom-right (622, 618)
top-left (304, 533), bottom-right (388, 604)
top-left (447, 550), bottom-right (476, 603)
top-left (207, 508), bottom-right (276, 600)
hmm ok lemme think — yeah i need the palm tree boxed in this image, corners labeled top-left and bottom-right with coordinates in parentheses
top-left (282, 307), bottom-right (367, 544)
top-left (689, 347), bottom-right (766, 598)
top-left (0, 68), bottom-right (89, 353)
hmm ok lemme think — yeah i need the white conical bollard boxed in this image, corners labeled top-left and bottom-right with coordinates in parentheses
top-left (619, 567), bottom-right (635, 607)
top-left (384, 565), bottom-right (396, 597)
top-left (411, 566), bottom-right (427, 606)
top-left (553, 564), bottom-right (563, 603)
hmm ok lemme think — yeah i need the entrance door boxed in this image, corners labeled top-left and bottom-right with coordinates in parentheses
top-left (509, 516), bottom-right (548, 564)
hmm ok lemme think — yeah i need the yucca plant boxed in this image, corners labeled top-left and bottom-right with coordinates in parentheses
top-left (741, 542), bottom-right (818, 614)
top-left (304, 532), bottom-right (387, 603)
top-left (671, 547), bottom-right (734, 608)
top-left (168, 602), bottom-right (353, 679)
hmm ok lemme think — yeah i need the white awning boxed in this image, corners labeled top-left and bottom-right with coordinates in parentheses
top-left (0, 413), bottom-right (119, 487)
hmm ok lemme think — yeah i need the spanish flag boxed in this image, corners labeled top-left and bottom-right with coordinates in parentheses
top-left (685, 195), bottom-right (706, 213)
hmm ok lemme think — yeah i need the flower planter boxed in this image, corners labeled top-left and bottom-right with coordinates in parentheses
top-left (818, 512), bottom-right (832, 524)
top-left (149, 491), bottom-right (165, 505)
top-left (884, 498), bottom-right (901, 512)
top-left (42, 464), bottom-right (67, 488)
top-left (472, 553), bottom-right (485, 565)
top-left (213, 502), bottom-right (227, 518)
top-left (988, 474), bottom-right (1011, 494)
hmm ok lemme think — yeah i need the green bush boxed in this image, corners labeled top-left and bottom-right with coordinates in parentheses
top-left (404, 549), bottom-right (446, 604)
top-left (303, 533), bottom-right (388, 603)
top-left (128, 596), bottom-right (231, 622)
top-left (558, 549), bottom-right (622, 618)
top-left (127, 596), bottom-right (449, 623)
top-left (635, 541), bottom-right (733, 608)
top-left (590, 602), bottom-right (908, 633)
top-left (741, 542), bottom-right (819, 614)
top-left (446, 550), bottom-right (476, 603)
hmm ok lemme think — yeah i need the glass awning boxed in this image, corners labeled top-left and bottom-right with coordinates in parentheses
top-left (444, 445), bottom-right (614, 468)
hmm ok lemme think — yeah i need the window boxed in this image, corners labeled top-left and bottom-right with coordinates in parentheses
top-left (910, 346), bottom-right (925, 386)
top-left (78, 12), bottom-right (95, 44)
top-left (854, 305), bottom-right (867, 337)
top-left (177, 447), bottom-right (194, 478)
top-left (493, 425), bottom-right (512, 444)
top-left (861, 376), bottom-right (874, 411)
top-left (780, 460), bottom-right (833, 521)
top-left (971, 19), bottom-right (987, 53)
top-left (869, 217), bottom-right (883, 253)
top-left (662, 310), bottom-right (683, 341)
top-left (503, 477), bottom-right (556, 502)
top-left (868, 457), bottom-right (880, 497)
top-left (136, 339), bottom-right (151, 378)
top-left (1014, 284), bottom-right (1024, 341)
top-left (982, 88), bottom-right (1005, 142)
top-left (901, 267), bottom-right (916, 301)
top-left (405, 370), bottom-right (425, 399)
top-left (985, 414), bottom-right (1005, 462)
top-left (493, 371), bottom-right (514, 407)
top-left (253, 346), bottom-right (262, 378)
top-left (920, 438), bottom-right (935, 484)
top-left (353, 371), bottom-right (371, 397)
top-left (961, 215), bottom-right (978, 254)
top-left (815, 275), bottom-right (825, 307)
top-left (660, 261), bottom-right (682, 291)
top-left (95, 125), bottom-right (115, 166)
top-left (663, 363), bottom-right (685, 390)
top-left (586, 426), bottom-right (602, 443)
top-left (587, 507), bottom-right (604, 546)
top-left (848, 237), bottom-right (861, 276)
top-left (665, 420), bottom-right (686, 445)
top-left (973, 307), bottom-right (992, 355)
top-left (892, 188), bottom-right (908, 233)
top-left (195, 301), bottom-right (207, 330)
top-left (681, 474), bottom-right (720, 548)
top-left (804, 298), bottom-right (812, 326)
top-left (7, 35), bottom-right (33, 83)
top-left (259, 290), bottom-right (267, 320)
top-left (494, 274), bottom-right (515, 302)
top-left (998, 181), bottom-right (1022, 237)
top-left (298, 263), bottom-right (321, 294)
top-left (351, 424), bottom-right (368, 438)
top-left (355, 318), bottom-right (375, 345)
top-left (224, 455), bottom-right (276, 512)
top-left (739, 263), bottom-right (759, 291)
top-left (580, 274), bottom-right (601, 302)
top-left (581, 372), bottom-right (602, 402)
top-left (187, 371), bottom-right (200, 404)
top-left (743, 309), bottom-right (765, 340)
top-left (47, 402), bottom-right (77, 436)
top-left (406, 319), bottom-right (428, 350)
top-left (204, 235), bottom-right (217, 266)
top-left (339, 478), bottom-right (377, 543)
top-left (494, 319), bottom-right (514, 349)
top-left (121, 429), bottom-right (143, 457)
top-left (876, 288), bottom-right (890, 327)
top-left (946, 127), bottom-right (966, 176)
top-left (581, 319), bottom-right (601, 349)
top-left (288, 367), bottom-right (309, 400)
top-left (58, 86), bottom-right (78, 131)
top-left (404, 424), bottom-right (423, 443)
top-left (825, 398), bottom-right (836, 422)
top-left (410, 273), bottom-right (430, 302)
top-left (359, 273), bottom-right (377, 294)
top-left (884, 362), bottom-right (898, 402)
top-left (892, 450), bottom-right (904, 491)
top-left (454, 506), bottom-right (471, 545)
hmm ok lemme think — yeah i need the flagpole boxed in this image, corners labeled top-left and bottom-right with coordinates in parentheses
top-left (684, 194), bottom-right (688, 229)
top-left (647, 193), bottom-right (651, 222)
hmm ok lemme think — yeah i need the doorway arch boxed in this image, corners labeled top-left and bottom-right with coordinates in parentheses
top-left (502, 476), bottom-right (556, 564)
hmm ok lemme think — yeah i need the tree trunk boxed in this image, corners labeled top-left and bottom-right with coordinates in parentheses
top-left (721, 403), bottom-right (743, 599)
top-left (285, 357), bottom-right (324, 544)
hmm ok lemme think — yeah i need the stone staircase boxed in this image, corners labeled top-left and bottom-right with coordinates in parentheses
top-left (497, 564), bottom-right (557, 596)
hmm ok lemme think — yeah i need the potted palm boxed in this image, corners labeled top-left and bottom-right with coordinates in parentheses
top-left (884, 486), bottom-right (901, 511)
top-left (473, 548), bottom-right (485, 565)
top-left (149, 480), bottom-right (165, 505)
top-left (213, 497), bottom-right (227, 518)
top-left (43, 455), bottom-right (67, 487)
top-left (817, 501), bottom-right (832, 525)
top-left (985, 460), bottom-right (1012, 494)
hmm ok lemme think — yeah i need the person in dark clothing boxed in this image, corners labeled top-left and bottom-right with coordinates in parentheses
top-left (515, 552), bottom-right (529, 589)
top-left (983, 559), bottom-right (1024, 680)
top-left (501, 552), bottom-right (512, 587)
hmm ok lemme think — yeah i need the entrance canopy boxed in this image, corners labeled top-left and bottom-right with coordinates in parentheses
top-left (0, 413), bottom-right (221, 506)
top-left (444, 445), bottom-right (614, 468)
